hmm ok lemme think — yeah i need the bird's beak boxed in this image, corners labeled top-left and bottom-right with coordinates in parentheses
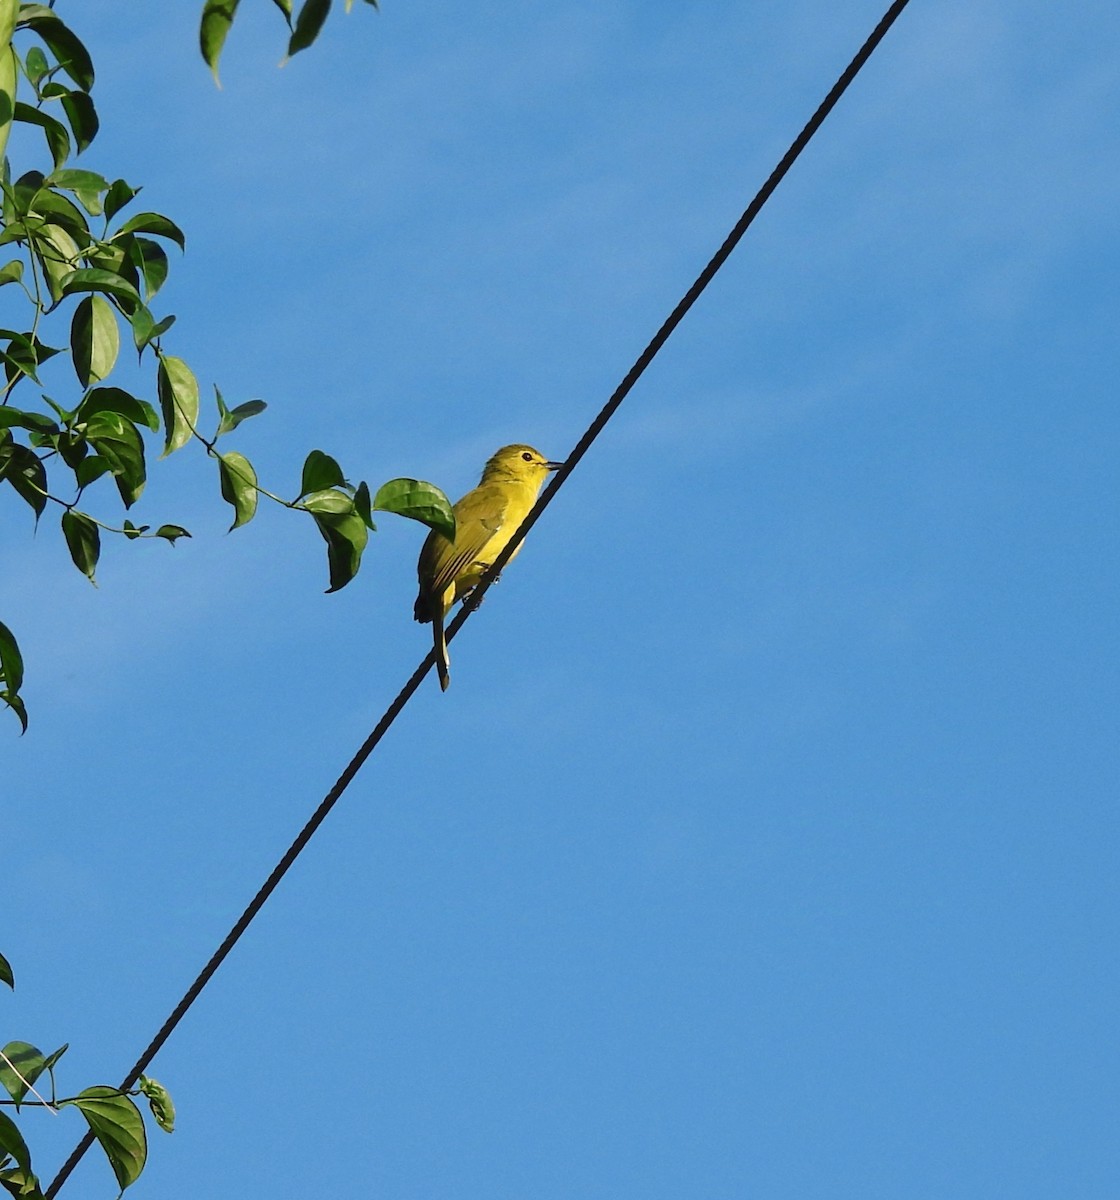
top-left (545, 460), bottom-right (564, 471)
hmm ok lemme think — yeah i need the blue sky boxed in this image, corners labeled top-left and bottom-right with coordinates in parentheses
top-left (4, 1), bottom-right (1119, 1195)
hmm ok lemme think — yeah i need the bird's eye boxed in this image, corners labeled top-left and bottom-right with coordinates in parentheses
top-left (521, 451), bottom-right (533, 462)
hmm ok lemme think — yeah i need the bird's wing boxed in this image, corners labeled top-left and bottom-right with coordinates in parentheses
top-left (423, 484), bottom-right (510, 600)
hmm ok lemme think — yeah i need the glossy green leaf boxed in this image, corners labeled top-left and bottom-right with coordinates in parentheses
top-left (353, 480), bottom-right (376, 531)
top-left (16, 6), bottom-right (95, 91)
top-left (2, 442), bottom-right (48, 518)
top-left (32, 223), bottom-right (80, 302)
top-left (0, 1041), bottom-right (47, 1105)
top-left (200, 0), bottom-right (242, 85)
top-left (299, 448), bottom-right (344, 497)
top-left (0, 404), bottom-right (56, 434)
top-left (157, 354), bottom-right (199, 456)
top-left (0, 691), bottom-right (27, 734)
top-left (0, 260), bottom-right (21, 286)
top-left (0, 1112), bottom-right (34, 1186)
top-left (0, 1165), bottom-right (46, 1200)
top-left (13, 101), bottom-right (70, 170)
top-left (372, 477), bottom-right (455, 542)
top-left (59, 266), bottom-right (142, 313)
top-left (45, 167), bottom-right (109, 212)
top-left (130, 306), bottom-right (175, 355)
top-left (27, 186), bottom-right (89, 239)
top-left (0, 619), bottom-right (23, 696)
top-left (23, 44), bottom-right (48, 84)
top-left (75, 455), bottom-right (109, 487)
top-left (154, 524), bottom-right (191, 544)
top-left (0, 43), bottom-right (16, 171)
top-left (303, 489), bottom-right (368, 591)
top-left (288, 0), bottom-right (332, 58)
top-left (113, 211), bottom-right (185, 252)
top-left (218, 450), bottom-right (258, 530)
top-left (70, 293), bottom-right (119, 386)
top-left (104, 178), bottom-right (139, 221)
top-left (271, 0), bottom-right (294, 22)
top-left (64, 1087), bottom-right (146, 1192)
top-left (138, 1076), bottom-right (175, 1134)
top-left (79, 384), bottom-right (159, 432)
top-left (0, 950), bottom-right (12, 989)
top-left (57, 88), bottom-right (98, 152)
top-left (79, 386), bottom-right (159, 432)
top-left (7, 169), bottom-right (44, 220)
top-left (0, 330), bottom-right (41, 385)
top-left (128, 236), bottom-right (169, 299)
top-left (214, 388), bottom-right (266, 437)
top-left (61, 509), bottom-right (99, 582)
top-left (85, 411), bottom-right (146, 506)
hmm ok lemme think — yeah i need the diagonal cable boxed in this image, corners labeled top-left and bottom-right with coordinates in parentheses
top-left (46, 1), bottom-right (913, 1192)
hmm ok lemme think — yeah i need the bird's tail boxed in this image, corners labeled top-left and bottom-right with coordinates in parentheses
top-left (432, 605), bottom-right (451, 691)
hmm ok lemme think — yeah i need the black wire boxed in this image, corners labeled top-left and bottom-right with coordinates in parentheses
top-left (46, 1), bottom-right (913, 1192)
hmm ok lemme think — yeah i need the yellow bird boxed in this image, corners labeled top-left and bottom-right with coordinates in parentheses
top-left (415, 444), bottom-right (561, 690)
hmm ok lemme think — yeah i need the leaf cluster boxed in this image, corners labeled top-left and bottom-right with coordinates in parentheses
top-left (1, 2), bottom-right (455, 732)
top-left (200, 0), bottom-right (380, 83)
top-left (0, 953), bottom-right (174, 1196)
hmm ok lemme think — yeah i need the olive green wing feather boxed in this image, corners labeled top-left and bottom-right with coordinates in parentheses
top-left (421, 484), bottom-right (510, 601)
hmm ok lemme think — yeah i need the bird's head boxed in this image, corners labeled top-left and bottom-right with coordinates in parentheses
top-left (480, 444), bottom-right (563, 486)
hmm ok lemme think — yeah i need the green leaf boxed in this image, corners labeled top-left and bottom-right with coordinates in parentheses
top-left (104, 178), bottom-right (139, 222)
top-left (0, 950), bottom-right (11, 989)
top-left (63, 1087), bottom-right (146, 1192)
top-left (45, 167), bottom-right (109, 215)
top-left (61, 509), bottom-right (99, 582)
top-left (122, 519), bottom-right (146, 539)
top-left (70, 293), bottom-right (119, 386)
top-left (31, 223), bottom-right (80, 302)
top-left (0, 691), bottom-right (27, 734)
top-left (154, 524), bottom-right (191, 544)
top-left (57, 89), bottom-right (98, 153)
top-left (0, 331), bottom-right (40, 386)
top-left (303, 489), bottom-right (368, 592)
top-left (15, 6), bottom-right (95, 91)
top-left (113, 211), bottom-right (185, 252)
top-left (27, 186), bottom-right (89, 240)
top-left (0, 620), bottom-right (23, 697)
top-left (138, 1076), bottom-right (175, 1134)
top-left (1, 441), bottom-right (48, 519)
top-left (75, 454), bottom-right (109, 487)
top-left (59, 267), bottom-right (142, 313)
top-left (79, 386), bottom-right (159, 432)
top-left (353, 480), bottom-right (376, 530)
top-left (0, 1042), bottom-right (48, 1106)
top-left (218, 450), bottom-right (257, 530)
top-left (126, 236), bottom-right (169, 300)
top-left (200, 0), bottom-right (242, 85)
top-left (215, 388), bottom-right (266, 437)
top-left (271, 0), bottom-right (294, 23)
top-left (0, 260), bottom-right (22, 286)
top-left (85, 411), bottom-right (146, 507)
top-left (372, 478), bottom-right (455, 542)
top-left (288, 0), bottom-right (332, 58)
top-left (0, 1112), bottom-right (34, 1188)
top-left (13, 101), bottom-right (70, 170)
top-left (23, 45), bottom-right (48, 84)
top-left (0, 44), bottom-right (14, 175)
top-left (298, 448), bottom-right (344, 498)
top-left (156, 354), bottom-right (199, 456)
top-left (129, 306), bottom-right (175, 356)
top-left (0, 1165), bottom-right (46, 1200)
top-left (0, 404), bottom-right (56, 434)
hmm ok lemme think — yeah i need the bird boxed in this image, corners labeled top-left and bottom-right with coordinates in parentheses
top-left (415, 443), bottom-right (562, 690)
